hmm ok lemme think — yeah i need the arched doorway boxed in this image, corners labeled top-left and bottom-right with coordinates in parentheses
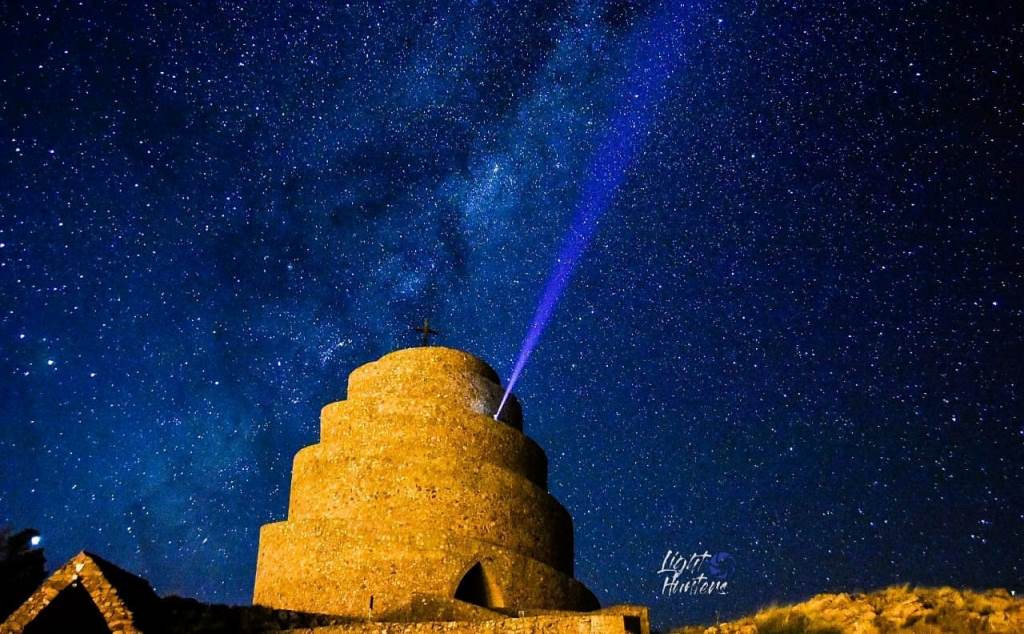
top-left (453, 562), bottom-right (503, 608)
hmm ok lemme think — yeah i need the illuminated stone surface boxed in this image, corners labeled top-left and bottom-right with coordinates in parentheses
top-left (252, 346), bottom-right (600, 619)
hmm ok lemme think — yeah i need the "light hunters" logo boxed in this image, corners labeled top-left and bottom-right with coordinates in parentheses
top-left (657, 550), bottom-right (733, 596)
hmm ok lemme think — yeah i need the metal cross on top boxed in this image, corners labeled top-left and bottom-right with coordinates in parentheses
top-left (412, 318), bottom-right (440, 346)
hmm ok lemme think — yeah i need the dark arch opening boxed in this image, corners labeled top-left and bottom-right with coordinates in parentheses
top-left (453, 562), bottom-right (501, 608)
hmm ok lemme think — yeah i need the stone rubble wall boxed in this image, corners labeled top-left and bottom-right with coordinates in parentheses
top-left (284, 613), bottom-right (638, 634)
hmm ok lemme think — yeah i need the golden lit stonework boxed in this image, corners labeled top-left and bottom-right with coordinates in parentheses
top-left (252, 346), bottom-right (641, 632)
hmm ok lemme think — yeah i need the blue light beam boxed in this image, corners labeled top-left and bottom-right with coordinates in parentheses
top-left (496, 3), bottom-right (697, 419)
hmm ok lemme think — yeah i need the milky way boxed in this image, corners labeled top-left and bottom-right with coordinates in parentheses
top-left (497, 0), bottom-right (695, 419)
top-left (1, 1), bottom-right (1021, 629)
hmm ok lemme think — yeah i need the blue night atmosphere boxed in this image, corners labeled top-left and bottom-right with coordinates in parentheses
top-left (1, 1), bottom-right (1021, 631)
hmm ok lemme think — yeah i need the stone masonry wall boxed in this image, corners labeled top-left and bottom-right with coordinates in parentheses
top-left (253, 347), bottom-right (597, 618)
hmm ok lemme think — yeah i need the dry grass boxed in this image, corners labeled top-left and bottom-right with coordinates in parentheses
top-left (755, 612), bottom-right (842, 634)
top-left (670, 585), bottom-right (1022, 634)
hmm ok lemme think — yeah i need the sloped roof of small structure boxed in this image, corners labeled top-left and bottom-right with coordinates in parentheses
top-left (1, 550), bottom-right (354, 633)
top-left (1, 550), bottom-right (159, 633)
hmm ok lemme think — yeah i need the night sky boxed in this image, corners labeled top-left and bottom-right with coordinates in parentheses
top-left (1, 1), bottom-right (1021, 630)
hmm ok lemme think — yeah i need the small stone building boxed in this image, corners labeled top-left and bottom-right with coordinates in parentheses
top-left (0, 551), bottom-right (159, 634)
top-left (253, 346), bottom-right (602, 618)
top-left (0, 552), bottom-right (347, 633)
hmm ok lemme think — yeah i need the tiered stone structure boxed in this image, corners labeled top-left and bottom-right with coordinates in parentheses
top-left (252, 346), bottom-right (600, 619)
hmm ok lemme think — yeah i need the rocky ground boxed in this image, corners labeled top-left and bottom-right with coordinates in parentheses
top-left (671, 585), bottom-right (1024, 634)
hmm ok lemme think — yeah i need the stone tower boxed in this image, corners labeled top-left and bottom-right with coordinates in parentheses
top-left (252, 346), bottom-right (599, 618)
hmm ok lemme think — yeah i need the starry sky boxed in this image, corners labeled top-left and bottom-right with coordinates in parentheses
top-left (1, 1), bottom-right (1021, 629)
